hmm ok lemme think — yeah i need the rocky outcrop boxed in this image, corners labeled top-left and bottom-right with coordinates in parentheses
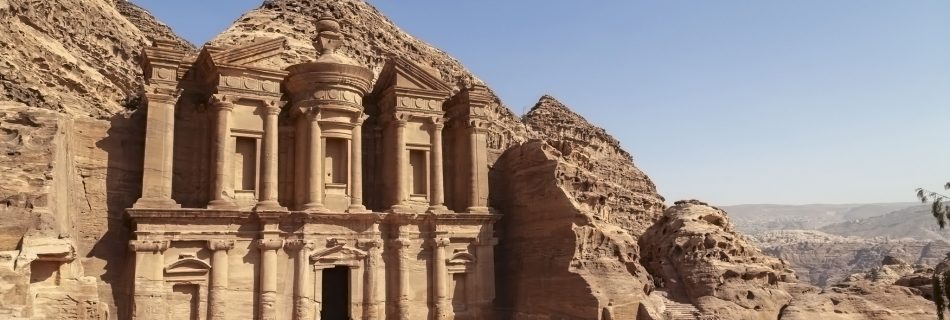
top-left (491, 96), bottom-right (664, 319)
top-left (522, 95), bottom-right (665, 238)
top-left (640, 200), bottom-right (798, 319)
top-left (781, 256), bottom-right (938, 320)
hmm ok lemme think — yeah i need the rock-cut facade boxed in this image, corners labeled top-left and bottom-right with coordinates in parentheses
top-left (127, 17), bottom-right (497, 320)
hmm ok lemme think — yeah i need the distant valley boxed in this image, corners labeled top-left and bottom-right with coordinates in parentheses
top-left (722, 202), bottom-right (950, 286)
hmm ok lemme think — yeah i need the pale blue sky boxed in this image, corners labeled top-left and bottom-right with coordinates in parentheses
top-left (132, 0), bottom-right (950, 205)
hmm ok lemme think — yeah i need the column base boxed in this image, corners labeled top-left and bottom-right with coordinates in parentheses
top-left (207, 199), bottom-right (239, 210)
top-left (388, 204), bottom-right (413, 214)
top-left (346, 204), bottom-right (370, 213)
top-left (466, 206), bottom-right (490, 214)
top-left (303, 203), bottom-right (330, 213)
top-left (426, 205), bottom-right (450, 214)
top-left (133, 197), bottom-right (181, 209)
top-left (254, 200), bottom-right (287, 212)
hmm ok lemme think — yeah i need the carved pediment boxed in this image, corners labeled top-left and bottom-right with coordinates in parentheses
top-left (311, 244), bottom-right (367, 265)
top-left (165, 257), bottom-right (211, 282)
top-left (447, 251), bottom-right (476, 274)
top-left (372, 57), bottom-right (452, 97)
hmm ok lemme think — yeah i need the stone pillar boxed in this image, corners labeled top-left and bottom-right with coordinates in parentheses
top-left (294, 115), bottom-right (309, 210)
top-left (304, 110), bottom-right (328, 212)
top-left (130, 240), bottom-right (169, 320)
top-left (256, 105), bottom-right (285, 211)
top-left (257, 239), bottom-right (284, 320)
top-left (361, 240), bottom-right (382, 319)
top-left (428, 119), bottom-right (447, 212)
top-left (391, 119), bottom-right (410, 211)
top-left (288, 240), bottom-right (315, 320)
top-left (313, 266), bottom-right (325, 320)
top-left (432, 238), bottom-right (450, 320)
top-left (133, 94), bottom-right (180, 209)
top-left (475, 238), bottom-right (498, 319)
top-left (465, 121), bottom-right (489, 213)
top-left (393, 238), bottom-right (412, 320)
top-left (207, 240), bottom-right (234, 320)
top-left (347, 118), bottom-right (367, 213)
top-left (208, 99), bottom-right (238, 209)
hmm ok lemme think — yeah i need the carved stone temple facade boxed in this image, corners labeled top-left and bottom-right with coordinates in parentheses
top-left (126, 17), bottom-right (498, 320)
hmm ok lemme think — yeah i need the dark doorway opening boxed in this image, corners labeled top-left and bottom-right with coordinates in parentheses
top-left (321, 266), bottom-right (350, 319)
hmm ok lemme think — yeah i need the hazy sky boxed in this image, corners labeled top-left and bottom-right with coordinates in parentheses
top-left (133, 0), bottom-right (950, 206)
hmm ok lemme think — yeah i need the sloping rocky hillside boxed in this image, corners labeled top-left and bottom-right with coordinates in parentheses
top-left (0, 0), bottom-right (189, 318)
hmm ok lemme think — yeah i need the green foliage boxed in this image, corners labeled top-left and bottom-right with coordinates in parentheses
top-left (917, 182), bottom-right (950, 229)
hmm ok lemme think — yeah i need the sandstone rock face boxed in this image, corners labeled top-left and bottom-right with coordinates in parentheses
top-left (0, 0), bottom-right (179, 317)
top-left (489, 96), bottom-right (665, 319)
top-left (640, 200), bottom-right (798, 319)
top-left (521, 95), bottom-right (665, 237)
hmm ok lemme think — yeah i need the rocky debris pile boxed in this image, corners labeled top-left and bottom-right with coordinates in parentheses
top-left (640, 200), bottom-right (798, 319)
top-left (521, 95), bottom-right (665, 238)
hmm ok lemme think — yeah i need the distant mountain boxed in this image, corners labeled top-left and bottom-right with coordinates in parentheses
top-left (722, 203), bottom-right (918, 235)
top-left (820, 205), bottom-right (950, 241)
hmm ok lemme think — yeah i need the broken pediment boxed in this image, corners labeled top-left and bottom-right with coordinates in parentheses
top-left (372, 57), bottom-right (452, 98)
top-left (311, 244), bottom-right (367, 266)
top-left (206, 37), bottom-right (287, 68)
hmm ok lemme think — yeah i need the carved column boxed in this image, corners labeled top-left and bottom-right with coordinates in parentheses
top-left (392, 119), bottom-right (410, 211)
top-left (208, 98), bottom-right (238, 209)
top-left (257, 239), bottom-right (284, 320)
top-left (361, 240), bottom-right (383, 319)
top-left (428, 119), bottom-right (447, 212)
top-left (304, 110), bottom-right (328, 211)
top-left (207, 240), bottom-right (234, 320)
top-left (130, 240), bottom-right (169, 320)
top-left (256, 104), bottom-right (285, 211)
top-left (432, 238), bottom-right (450, 320)
top-left (466, 121), bottom-right (489, 213)
top-left (287, 240), bottom-right (315, 320)
top-left (133, 93), bottom-right (180, 209)
top-left (313, 266), bottom-right (325, 320)
top-left (475, 237), bottom-right (498, 319)
top-left (348, 116), bottom-right (368, 212)
top-left (294, 115), bottom-right (309, 209)
top-left (393, 238), bottom-right (412, 320)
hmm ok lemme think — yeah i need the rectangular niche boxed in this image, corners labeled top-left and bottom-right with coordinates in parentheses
top-left (409, 149), bottom-right (428, 196)
top-left (234, 136), bottom-right (258, 191)
top-left (325, 138), bottom-right (349, 185)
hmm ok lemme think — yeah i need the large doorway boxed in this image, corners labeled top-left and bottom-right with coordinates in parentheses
top-left (321, 266), bottom-right (350, 319)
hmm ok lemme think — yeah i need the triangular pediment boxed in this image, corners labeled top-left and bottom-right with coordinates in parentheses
top-left (210, 37), bottom-right (287, 67)
top-left (373, 57), bottom-right (453, 95)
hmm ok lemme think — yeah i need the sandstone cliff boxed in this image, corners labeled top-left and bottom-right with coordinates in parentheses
top-left (0, 0), bottom-right (186, 317)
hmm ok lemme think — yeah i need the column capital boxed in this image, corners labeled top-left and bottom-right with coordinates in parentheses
top-left (256, 239), bottom-right (285, 251)
top-left (357, 239), bottom-right (384, 250)
top-left (209, 95), bottom-right (235, 110)
top-left (263, 106), bottom-right (282, 116)
top-left (390, 238), bottom-right (412, 248)
top-left (207, 239), bottom-right (235, 251)
top-left (431, 237), bottom-right (451, 248)
top-left (474, 238), bottom-right (499, 246)
top-left (129, 240), bottom-right (169, 252)
top-left (468, 119), bottom-right (490, 132)
top-left (285, 239), bottom-right (316, 251)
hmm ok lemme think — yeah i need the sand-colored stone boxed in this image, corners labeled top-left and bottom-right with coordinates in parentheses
top-left (0, 0), bottom-right (944, 319)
